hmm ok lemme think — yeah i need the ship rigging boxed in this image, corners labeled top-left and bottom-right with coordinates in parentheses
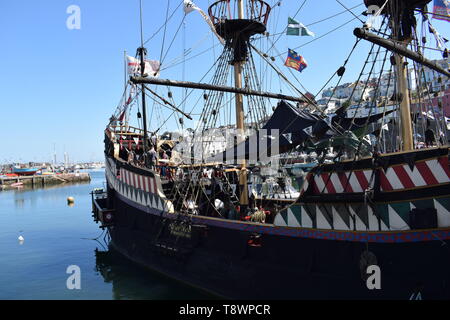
top-left (94, 0), bottom-right (450, 299)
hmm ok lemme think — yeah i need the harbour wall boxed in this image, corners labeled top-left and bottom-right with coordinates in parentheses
top-left (0, 173), bottom-right (91, 190)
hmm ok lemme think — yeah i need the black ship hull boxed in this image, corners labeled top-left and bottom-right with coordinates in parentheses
top-left (105, 188), bottom-right (450, 300)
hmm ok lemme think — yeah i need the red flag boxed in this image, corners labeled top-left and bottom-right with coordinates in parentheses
top-left (126, 94), bottom-right (132, 105)
top-left (118, 92), bottom-right (133, 122)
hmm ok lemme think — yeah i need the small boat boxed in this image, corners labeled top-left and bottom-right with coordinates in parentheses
top-left (12, 167), bottom-right (38, 176)
top-left (10, 182), bottom-right (24, 188)
top-left (5, 173), bottom-right (18, 177)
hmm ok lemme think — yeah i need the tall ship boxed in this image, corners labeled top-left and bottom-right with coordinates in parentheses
top-left (92, 0), bottom-right (450, 299)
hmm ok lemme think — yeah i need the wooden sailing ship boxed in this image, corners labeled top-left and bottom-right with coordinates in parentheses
top-left (94, 0), bottom-right (450, 299)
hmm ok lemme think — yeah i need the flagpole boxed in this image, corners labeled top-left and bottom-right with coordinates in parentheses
top-left (138, 0), bottom-right (149, 156)
top-left (124, 50), bottom-right (128, 94)
top-left (124, 50), bottom-right (128, 130)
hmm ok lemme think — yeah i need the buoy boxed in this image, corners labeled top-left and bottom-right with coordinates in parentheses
top-left (18, 236), bottom-right (24, 244)
top-left (67, 197), bottom-right (75, 205)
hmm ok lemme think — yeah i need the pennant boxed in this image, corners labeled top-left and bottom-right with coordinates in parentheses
top-left (286, 17), bottom-right (315, 36)
top-left (284, 49), bottom-right (308, 73)
top-left (118, 86), bottom-right (135, 122)
top-left (118, 109), bottom-right (127, 122)
top-left (183, 0), bottom-right (225, 45)
top-left (303, 126), bottom-right (313, 137)
top-left (127, 55), bottom-right (160, 77)
top-left (428, 22), bottom-right (447, 52)
top-left (433, 0), bottom-right (450, 22)
top-left (133, 137), bottom-right (140, 150)
top-left (363, 135), bottom-right (372, 145)
top-left (282, 133), bottom-right (293, 144)
top-left (381, 123), bottom-right (389, 131)
top-left (125, 94), bottom-right (132, 106)
top-left (183, 0), bottom-right (196, 14)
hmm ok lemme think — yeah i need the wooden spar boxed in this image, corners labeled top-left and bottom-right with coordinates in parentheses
top-left (354, 28), bottom-right (450, 78)
top-left (144, 85), bottom-right (193, 120)
top-left (395, 54), bottom-right (414, 151)
top-left (235, 0), bottom-right (248, 206)
top-left (389, 10), bottom-right (414, 152)
top-left (130, 77), bottom-right (307, 103)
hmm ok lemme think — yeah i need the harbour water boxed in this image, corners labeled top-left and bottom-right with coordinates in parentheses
top-left (0, 170), bottom-right (213, 300)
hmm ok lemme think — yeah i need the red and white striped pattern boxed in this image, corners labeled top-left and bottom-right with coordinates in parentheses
top-left (380, 156), bottom-right (450, 191)
top-left (309, 156), bottom-right (450, 194)
top-left (312, 170), bottom-right (374, 194)
top-left (118, 168), bottom-right (158, 194)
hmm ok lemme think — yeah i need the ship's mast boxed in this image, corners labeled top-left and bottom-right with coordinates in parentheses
top-left (138, 0), bottom-right (148, 154)
top-left (395, 54), bottom-right (414, 151)
top-left (391, 5), bottom-right (414, 151)
top-left (234, 0), bottom-right (249, 206)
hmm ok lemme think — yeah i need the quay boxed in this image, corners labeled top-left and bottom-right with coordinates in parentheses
top-left (0, 172), bottom-right (91, 190)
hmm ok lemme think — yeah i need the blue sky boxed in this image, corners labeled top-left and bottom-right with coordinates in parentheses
top-left (0, 0), bottom-right (448, 163)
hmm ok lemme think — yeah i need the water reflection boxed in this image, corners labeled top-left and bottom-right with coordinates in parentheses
top-left (14, 198), bottom-right (25, 208)
top-left (94, 247), bottom-right (217, 300)
top-left (0, 169), bottom-right (214, 300)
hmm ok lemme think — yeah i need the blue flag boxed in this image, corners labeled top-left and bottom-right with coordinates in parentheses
top-left (284, 49), bottom-right (308, 73)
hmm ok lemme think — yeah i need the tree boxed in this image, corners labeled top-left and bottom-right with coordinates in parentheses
top-left (342, 99), bottom-right (351, 109)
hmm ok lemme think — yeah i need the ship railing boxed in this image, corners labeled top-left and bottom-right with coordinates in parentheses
top-left (208, 0), bottom-right (271, 25)
top-left (108, 124), bottom-right (145, 136)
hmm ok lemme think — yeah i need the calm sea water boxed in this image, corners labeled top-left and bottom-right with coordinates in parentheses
top-left (0, 170), bottom-right (213, 300)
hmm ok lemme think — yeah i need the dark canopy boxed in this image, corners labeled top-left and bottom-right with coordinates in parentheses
top-left (208, 100), bottom-right (395, 163)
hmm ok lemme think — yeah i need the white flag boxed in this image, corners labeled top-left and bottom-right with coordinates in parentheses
top-left (127, 55), bottom-right (160, 77)
top-left (184, 0), bottom-right (197, 14)
top-left (183, 0), bottom-right (225, 45)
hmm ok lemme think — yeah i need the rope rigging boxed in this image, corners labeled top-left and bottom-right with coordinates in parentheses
top-left (108, 0), bottom-right (450, 223)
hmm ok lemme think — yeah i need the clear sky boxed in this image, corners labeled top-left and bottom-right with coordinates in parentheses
top-left (0, 0), bottom-right (448, 164)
